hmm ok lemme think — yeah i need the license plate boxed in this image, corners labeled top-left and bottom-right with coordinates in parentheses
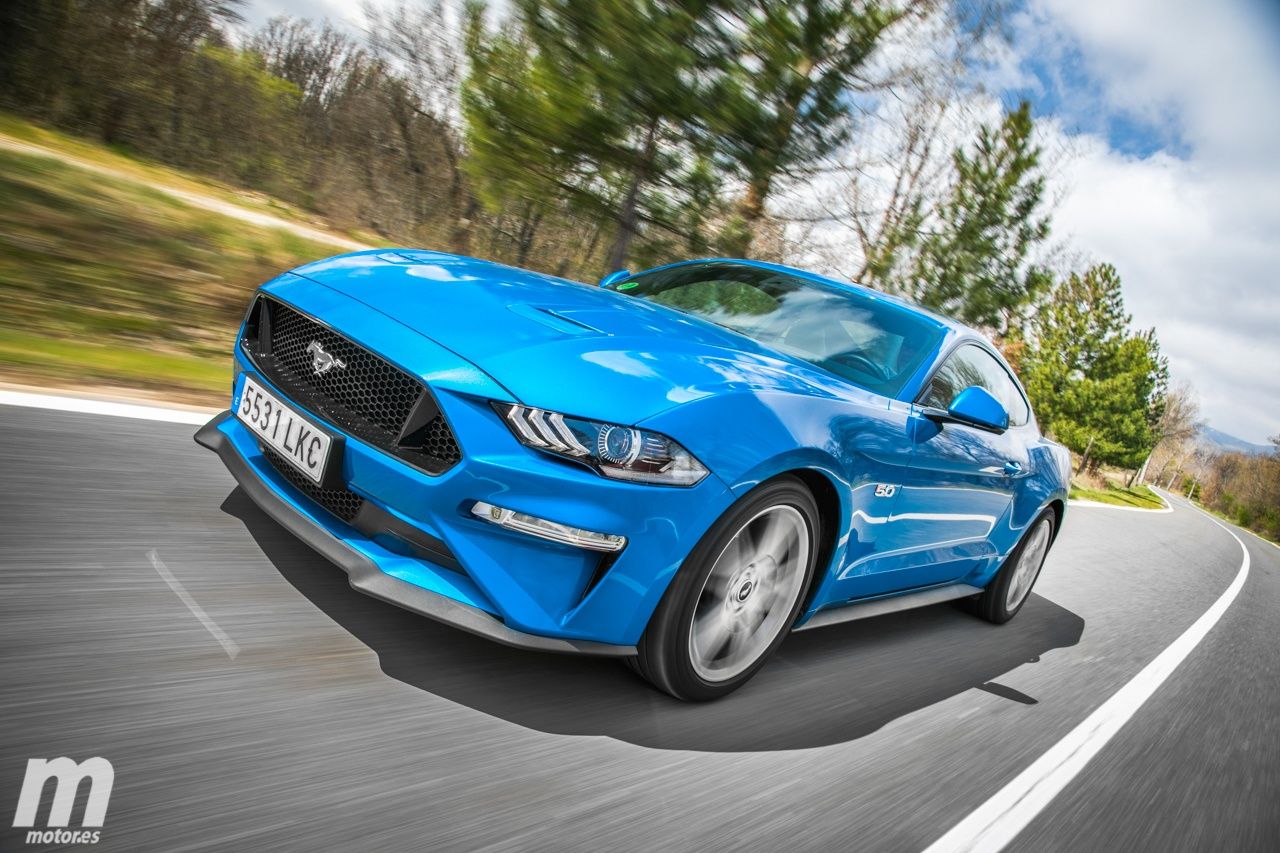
top-left (236, 376), bottom-right (332, 484)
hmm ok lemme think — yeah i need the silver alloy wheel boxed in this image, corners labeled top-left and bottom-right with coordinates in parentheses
top-left (1004, 518), bottom-right (1052, 611)
top-left (688, 505), bottom-right (810, 683)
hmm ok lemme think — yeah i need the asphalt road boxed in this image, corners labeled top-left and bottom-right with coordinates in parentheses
top-left (1, 404), bottom-right (1276, 852)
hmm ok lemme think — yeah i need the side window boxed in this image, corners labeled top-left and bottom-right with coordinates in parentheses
top-left (922, 344), bottom-right (1030, 426)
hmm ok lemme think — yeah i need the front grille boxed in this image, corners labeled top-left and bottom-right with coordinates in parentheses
top-left (262, 447), bottom-right (364, 523)
top-left (242, 296), bottom-right (462, 473)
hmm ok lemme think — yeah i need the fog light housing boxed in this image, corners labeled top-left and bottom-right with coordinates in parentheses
top-left (471, 501), bottom-right (627, 552)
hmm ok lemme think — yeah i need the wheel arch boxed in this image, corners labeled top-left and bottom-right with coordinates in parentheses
top-left (784, 468), bottom-right (844, 611)
top-left (682, 462), bottom-right (847, 624)
top-left (1045, 497), bottom-right (1065, 543)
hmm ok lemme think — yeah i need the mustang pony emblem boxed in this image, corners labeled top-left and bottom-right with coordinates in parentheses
top-left (306, 341), bottom-right (347, 375)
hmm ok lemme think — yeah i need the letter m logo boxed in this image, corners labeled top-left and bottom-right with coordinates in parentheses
top-left (12, 757), bottom-right (114, 828)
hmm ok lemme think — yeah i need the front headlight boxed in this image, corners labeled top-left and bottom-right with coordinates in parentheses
top-left (494, 403), bottom-right (709, 487)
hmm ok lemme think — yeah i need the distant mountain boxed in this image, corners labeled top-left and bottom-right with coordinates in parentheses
top-left (1199, 426), bottom-right (1274, 456)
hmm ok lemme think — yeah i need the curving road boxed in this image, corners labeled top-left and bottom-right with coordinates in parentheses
top-left (1, 402), bottom-right (1277, 851)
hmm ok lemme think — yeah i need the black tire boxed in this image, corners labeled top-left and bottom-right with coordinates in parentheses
top-left (965, 509), bottom-right (1056, 624)
top-left (628, 475), bottom-right (820, 701)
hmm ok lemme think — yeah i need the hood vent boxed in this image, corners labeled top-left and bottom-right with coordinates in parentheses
top-left (507, 303), bottom-right (606, 336)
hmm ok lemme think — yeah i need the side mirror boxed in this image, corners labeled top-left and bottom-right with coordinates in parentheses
top-left (598, 269), bottom-right (631, 288)
top-left (946, 386), bottom-right (1009, 433)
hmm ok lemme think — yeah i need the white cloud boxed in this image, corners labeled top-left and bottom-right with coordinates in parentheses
top-left (1048, 133), bottom-right (1280, 444)
top-left (806, 0), bottom-right (1280, 444)
top-left (1021, 0), bottom-right (1280, 443)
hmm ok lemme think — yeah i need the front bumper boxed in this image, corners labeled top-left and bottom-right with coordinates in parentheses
top-left (197, 412), bottom-right (635, 656)
top-left (203, 280), bottom-right (738, 651)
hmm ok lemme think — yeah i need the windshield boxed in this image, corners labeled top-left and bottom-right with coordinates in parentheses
top-left (610, 262), bottom-right (944, 397)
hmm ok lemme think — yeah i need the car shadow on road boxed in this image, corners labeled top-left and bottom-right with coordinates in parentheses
top-left (223, 488), bottom-right (1085, 753)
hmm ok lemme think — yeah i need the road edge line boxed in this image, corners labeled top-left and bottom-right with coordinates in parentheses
top-left (921, 499), bottom-right (1251, 853)
top-left (0, 389), bottom-right (212, 425)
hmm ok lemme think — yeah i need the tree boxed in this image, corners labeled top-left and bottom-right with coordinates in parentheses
top-left (250, 17), bottom-right (384, 216)
top-left (1130, 379), bottom-right (1201, 486)
top-left (871, 101), bottom-right (1051, 335)
top-left (461, 4), bottom-right (603, 266)
top-left (464, 0), bottom-right (721, 272)
top-left (0, 1), bottom-right (246, 153)
top-left (366, 0), bottom-right (474, 249)
top-left (1199, 449), bottom-right (1280, 540)
top-left (847, 94), bottom-right (950, 283)
top-left (1021, 263), bottom-right (1166, 472)
top-left (710, 0), bottom-right (921, 254)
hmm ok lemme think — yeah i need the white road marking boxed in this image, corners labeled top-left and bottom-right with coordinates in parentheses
top-left (922, 499), bottom-right (1251, 853)
top-left (0, 390), bottom-right (213, 425)
top-left (1161, 491), bottom-right (1280, 550)
top-left (147, 550), bottom-right (240, 660)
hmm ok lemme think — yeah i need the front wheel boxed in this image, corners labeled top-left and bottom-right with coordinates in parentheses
top-left (967, 510), bottom-right (1056, 624)
top-left (630, 476), bottom-right (820, 701)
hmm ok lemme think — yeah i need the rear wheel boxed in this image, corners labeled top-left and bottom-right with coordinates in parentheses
top-left (630, 476), bottom-right (819, 701)
top-left (967, 510), bottom-right (1055, 624)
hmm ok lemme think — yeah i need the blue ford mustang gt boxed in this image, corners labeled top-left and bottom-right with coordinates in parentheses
top-left (196, 252), bottom-right (1070, 700)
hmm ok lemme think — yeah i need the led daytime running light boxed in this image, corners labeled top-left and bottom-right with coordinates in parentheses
top-left (471, 501), bottom-right (627, 552)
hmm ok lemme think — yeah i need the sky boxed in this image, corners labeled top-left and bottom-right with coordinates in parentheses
top-left (243, 0), bottom-right (1280, 444)
top-left (984, 0), bottom-right (1280, 445)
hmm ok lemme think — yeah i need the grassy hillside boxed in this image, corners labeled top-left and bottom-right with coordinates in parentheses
top-left (1069, 482), bottom-right (1165, 509)
top-left (0, 114), bottom-right (356, 234)
top-left (0, 125), bottom-right (361, 401)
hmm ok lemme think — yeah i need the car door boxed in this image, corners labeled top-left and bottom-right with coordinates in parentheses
top-left (885, 343), bottom-right (1033, 589)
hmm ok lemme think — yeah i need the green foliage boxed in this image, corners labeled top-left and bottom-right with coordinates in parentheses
top-left (873, 102), bottom-right (1051, 334)
top-left (185, 46), bottom-right (303, 187)
top-left (0, 0), bottom-right (916, 277)
top-left (0, 0), bottom-right (318, 201)
top-left (1021, 264), bottom-right (1166, 470)
top-left (462, 10), bottom-right (569, 216)
top-left (629, 155), bottom-right (728, 267)
top-left (710, 0), bottom-right (902, 250)
top-left (463, 0), bottom-right (909, 267)
top-left (464, 0), bottom-right (723, 271)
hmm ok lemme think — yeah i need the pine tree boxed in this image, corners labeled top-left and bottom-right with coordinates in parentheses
top-left (461, 6), bottom-right (591, 259)
top-left (875, 102), bottom-right (1051, 335)
top-left (464, 0), bottom-right (721, 272)
top-left (710, 0), bottom-right (905, 254)
top-left (1022, 264), bottom-right (1165, 472)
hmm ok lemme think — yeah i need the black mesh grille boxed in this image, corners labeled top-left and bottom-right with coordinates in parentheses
top-left (423, 415), bottom-right (462, 467)
top-left (242, 296), bottom-right (461, 473)
top-left (269, 300), bottom-right (419, 436)
top-left (262, 447), bottom-right (364, 523)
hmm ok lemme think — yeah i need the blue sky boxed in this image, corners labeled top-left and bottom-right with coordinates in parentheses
top-left (1013, 43), bottom-right (1190, 159)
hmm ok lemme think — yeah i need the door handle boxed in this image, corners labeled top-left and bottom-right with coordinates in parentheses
top-left (1004, 461), bottom-right (1023, 476)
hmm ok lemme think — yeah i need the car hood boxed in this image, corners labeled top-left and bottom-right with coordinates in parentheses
top-left (291, 250), bottom-right (859, 424)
